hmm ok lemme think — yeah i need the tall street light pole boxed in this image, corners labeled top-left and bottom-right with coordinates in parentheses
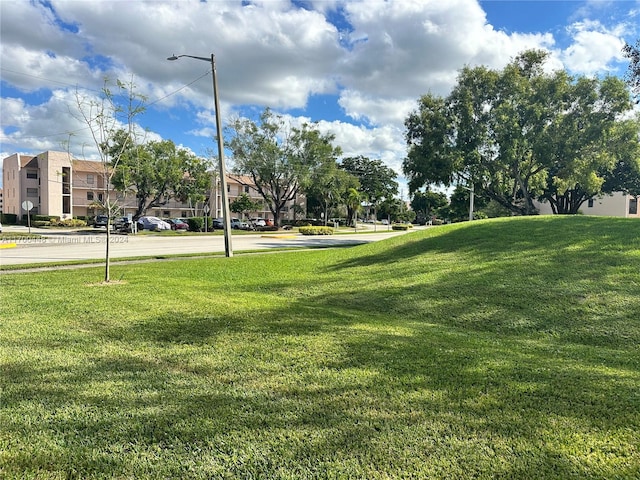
top-left (167, 53), bottom-right (233, 257)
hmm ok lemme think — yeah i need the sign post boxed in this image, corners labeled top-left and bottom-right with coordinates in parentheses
top-left (203, 204), bottom-right (210, 232)
top-left (21, 201), bottom-right (34, 234)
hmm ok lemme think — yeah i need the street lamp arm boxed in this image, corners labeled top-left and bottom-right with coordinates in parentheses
top-left (167, 54), bottom-right (212, 62)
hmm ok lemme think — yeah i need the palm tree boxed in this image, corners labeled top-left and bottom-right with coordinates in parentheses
top-left (345, 188), bottom-right (361, 228)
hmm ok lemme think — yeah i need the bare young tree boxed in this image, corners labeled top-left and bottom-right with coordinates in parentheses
top-left (71, 77), bottom-right (146, 282)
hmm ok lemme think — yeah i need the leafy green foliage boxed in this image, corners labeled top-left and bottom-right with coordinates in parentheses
top-left (230, 193), bottom-right (262, 217)
top-left (108, 133), bottom-right (211, 219)
top-left (623, 39), bottom-right (640, 102)
top-left (227, 108), bottom-right (341, 227)
top-left (340, 155), bottom-right (399, 206)
top-left (306, 161), bottom-right (359, 224)
top-left (298, 225), bottom-right (334, 235)
top-left (411, 189), bottom-right (449, 222)
top-left (404, 49), bottom-right (639, 215)
top-left (2, 217), bottom-right (640, 479)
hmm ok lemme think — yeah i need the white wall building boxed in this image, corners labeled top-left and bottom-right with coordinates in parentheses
top-left (535, 192), bottom-right (640, 218)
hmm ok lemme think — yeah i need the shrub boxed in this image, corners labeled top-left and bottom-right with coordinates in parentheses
top-left (58, 218), bottom-right (87, 227)
top-left (299, 226), bottom-right (334, 235)
top-left (256, 226), bottom-right (279, 232)
top-left (32, 221), bottom-right (50, 227)
top-left (392, 224), bottom-right (411, 231)
top-left (187, 217), bottom-right (204, 232)
top-left (292, 219), bottom-right (322, 227)
top-left (1, 213), bottom-right (17, 224)
top-left (33, 215), bottom-right (58, 223)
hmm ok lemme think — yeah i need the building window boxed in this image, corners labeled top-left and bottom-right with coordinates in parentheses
top-left (181, 211), bottom-right (188, 217)
top-left (630, 197), bottom-right (638, 215)
top-left (163, 210), bottom-right (170, 217)
top-left (26, 170), bottom-right (38, 179)
top-left (63, 196), bottom-right (71, 214)
top-left (87, 192), bottom-right (94, 201)
top-left (62, 167), bottom-right (71, 194)
top-left (244, 185), bottom-right (250, 193)
top-left (27, 188), bottom-right (38, 197)
top-left (587, 199), bottom-right (594, 208)
top-left (87, 174), bottom-right (94, 185)
top-left (98, 193), bottom-right (103, 202)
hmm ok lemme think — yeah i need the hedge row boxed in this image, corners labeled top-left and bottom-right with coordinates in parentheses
top-left (0, 213), bottom-right (87, 228)
top-left (392, 224), bottom-right (412, 231)
top-left (299, 226), bottom-right (334, 235)
top-left (32, 218), bottom-right (88, 228)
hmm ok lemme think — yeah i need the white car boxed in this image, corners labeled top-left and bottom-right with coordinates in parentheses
top-left (136, 216), bottom-right (171, 231)
top-left (0, 221), bottom-right (2, 233)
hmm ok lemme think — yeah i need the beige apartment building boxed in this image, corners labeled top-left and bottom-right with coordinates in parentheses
top-left (2, 151), bottom-right (304, 222)
top-left (535, 192), bottom-right (640, 218)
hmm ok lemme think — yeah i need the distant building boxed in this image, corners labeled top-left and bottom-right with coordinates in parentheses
top-left (2, 150), bottom-right (304, 222)
top-left (535, 192), bottom-right (640, 218)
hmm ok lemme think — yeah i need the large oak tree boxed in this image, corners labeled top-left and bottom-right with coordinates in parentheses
top-left (404, 50), bottom-right (639, 215)
top-left (340, 156), bottom-right (399, 221)
top-left (227, 108), bottom-right (341, 227)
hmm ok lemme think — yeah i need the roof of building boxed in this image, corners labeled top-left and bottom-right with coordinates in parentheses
top-left (72, 159), bottom-right (109, 173)
top-left (20, 156), bottom-right (37, 168)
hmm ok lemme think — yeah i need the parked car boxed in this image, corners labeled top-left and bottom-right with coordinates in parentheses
top-left (137, 216), bottom-right (171, 231)
top-left (0, 221), bottom-right (3, 233)
top-left (231, 218), bottom-right (242, 229)
top-left (166, 218), bottom-right (188, 231)
top-left (212, 218), bottom-right (224, 229)
top-left (113, 216), bottom-right (133, 233)
top-left (93, 214), bottom-right (109, 228)
top-left (251, 218), bottom-right (266, 227)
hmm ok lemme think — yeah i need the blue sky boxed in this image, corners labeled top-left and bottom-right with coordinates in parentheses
top-left (1, 0), bottom-right (638, 195)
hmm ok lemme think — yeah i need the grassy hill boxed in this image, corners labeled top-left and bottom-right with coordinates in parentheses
top-left (1, 216), bottom-right (639, 479)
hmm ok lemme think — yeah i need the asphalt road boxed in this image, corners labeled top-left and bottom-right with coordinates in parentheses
top-left (0, 226), bottom-right (416, 267)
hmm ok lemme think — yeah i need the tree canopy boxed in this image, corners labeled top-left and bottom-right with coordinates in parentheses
top-left (305, 161), bottom-right (359, 225)
top-left (340, 156), bottom-right (399, 221)
top-left (410, 190), bottom-right (448, 223)
top-left (230, 193), bottom-right (262, 219)
top-left (404, 49), bottom-right (639, 215)
top-left (623, 39), bottom-right (640, 102)
top-left (107, 132), bottom-right (211, 219)
top-left (227, 108), bottom-right (342, 227)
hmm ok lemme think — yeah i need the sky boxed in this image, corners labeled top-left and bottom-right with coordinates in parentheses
top-left (1, 0), bottom-right (639, 196)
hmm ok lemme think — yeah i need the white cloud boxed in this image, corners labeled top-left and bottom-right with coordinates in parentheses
top-left (0, 88), bottom-right (153, 161)
top-left (562, 20), bottom-right (627, 74)
top-left (338, 90), bottom-right (417, 126)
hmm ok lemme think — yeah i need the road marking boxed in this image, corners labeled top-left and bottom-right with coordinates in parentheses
top-left (0, 243), bottom-right (17, 249)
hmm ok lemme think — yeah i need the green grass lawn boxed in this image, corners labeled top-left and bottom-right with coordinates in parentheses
top-left (1, 216), bottom-right (639, 479)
